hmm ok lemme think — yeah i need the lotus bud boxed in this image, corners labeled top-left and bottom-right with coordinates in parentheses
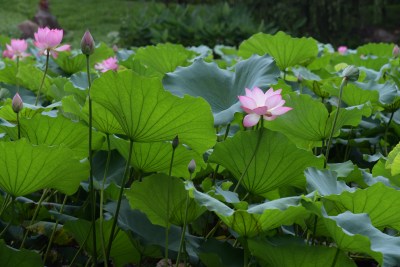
top-left (81, 30), bottom-right (95, 55)
top-left (188, 159), bottom-right (196, 174)
top-left (172, 135), bottom-right (179, 149)
top-left (12, 93), bottom-right (23, 113)
top-left (342, 65), bottom-right (359, 82)
top-left (393, 45), bottom-right (399, 58)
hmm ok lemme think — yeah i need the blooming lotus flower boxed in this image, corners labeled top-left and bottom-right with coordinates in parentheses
top-left (34, 27), bottom-right (70, 58)
top-left (238, 87), bottom-right (292, 127)
top-left (95, 56), bottom-right (118, 72)
top-left (2, 39), bottom-right (30, 60)
top-left (338, 46), bottom-right (348, 55)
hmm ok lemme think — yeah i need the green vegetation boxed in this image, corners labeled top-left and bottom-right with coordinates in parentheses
top-left (0, 0), bottom-right (138, 47)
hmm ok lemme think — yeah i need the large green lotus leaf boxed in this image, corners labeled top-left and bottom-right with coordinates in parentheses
top-left (64, 219), bottom-right (140, 266)
top-left (0, 99), bottom-right (60, 122)
top-left (83, 101), bottom-right (124, 135)
top-left (163, 54), bottom-right (280, 125)
top-left (332, 54), bottom-right (389, 71)
top-left (122, 59), bottom-right (160, 77)
top-left (303, 201), bottom-right (400, 267)
top-left (61, 95), bottom-right (124, 135)
top-left (126, 174), bottom-right (205, 227)
top-left (16, 64), bottom-right (52, 97)
top-left (267, 94), bottom-right (370, 149)
top-left (324, 182), bottom-right (400, 230)
top-left (53, 52), bottom-right (85, 74)
top-left (209, 129), bottom-right (323, 196)
top-left (111, 136), bottom-right (204, 178)
top-left (90, 70), bottom-right (215, 153)
top-left (0, 139), bottom-right (89, 196)
top-left (325, 212), bottom-right (400, 267)
top-left (341, 83), bottom-right (380, 107)
top-left (238, 31), bottom-right (318, 70)
top-left (248, 237), bottom-right (356, 267)
top-left (305, 167), bottom-right (355, 196)
top-left (386, 142), bottom-right (400, 176)
top-left (0, 239), bottom-right (43, 267)
top-left (357, 43), bottom-right (395, 58)
top-left (372, 158), bottom-right (400, 187)
top-left (186, 182), bottom-right (311, 237)
top-left (54, 42), bottom-right (114, 74)
top-left (0, 114), bottom-right (104, 158)
top-left (0, 59), bottom-right (18, 84)
top-left (135, 43), bottom-right (195, 75)
top-left (354, 81), bottom-right (398, 105)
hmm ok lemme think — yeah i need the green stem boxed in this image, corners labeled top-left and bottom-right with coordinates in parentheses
top-left (176, 174), bottom-right (192, 265)
top-left (0, 196), bottom-right (15, 238)
top-left (205, 220), bottom-right (222, 240)
top-left (99, 134), bottom-right (111, 267)
top-left (234, 121), bottom-right (264, 193)
top-left (16, 112), bottom-right (20, 139)
top-left (70, 224), bottom-right (93, 267)
top-left (43, 194), bottom-right (68, 263)
top-left (86, 54), bottom-right (97, 265)
top-left (324, 77), bottom-right (347, 168)
top-left (330, 247), bottom-right (340, 267)
top-left (106, 139), bottom-right (134, 262)
top-left (20, 189), bottom-right (49, 248)
top-left (35, 52), bottom-right (49, 106)
top-left (384, 111), bottom-right (395, 156)
top-left (212, 124), bottom-right (231, 184)
top-left (311, 215), bottom-right (318, 245)
top-left (0, 193), bottom-right (11, 218)
top-left (165, 144), bottom-right (177, 264)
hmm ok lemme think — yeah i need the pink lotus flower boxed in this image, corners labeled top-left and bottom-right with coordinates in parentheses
top-left (34, 27), bottom-right (70, 58)
top-left (238, 87), bottom-right (292, 127)
top-left (338, 46), bottom-right (348, 55)
top-left (2, 39), bottom-right (30, 60)
top-left (95, 56), bottom-right (118, 72)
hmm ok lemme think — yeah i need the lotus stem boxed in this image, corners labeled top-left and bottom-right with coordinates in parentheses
top-left (212, 124), bottom-right (230, 184)
top-left (234, 120), bottom-right (263, 192)
top-left (16, 112), bottom-right (20, 139)
top-left (0, 193), bottom-right (11, 218)
top-left (176, 172), bottom-right (193, 265)
top-left (70, 224), bottom-right (93, 267)
top-left (106, 139), bottom-right (134, 262)
top-left (35, 51), bottom-right (49, 106)
top-left (99, 134), bottom-right (111, 267)
top-left (20, 189), bottom-right (49, 248)
top-left (165, 138), bottom-right (177, 265)
top-left (330, 247), bottom-right (340, 267)
top-left (43, 194), bottom-right (68, 263)
top-left (324, 77), bottom-right (347, 168)
top-left (86, 54), bottom-right (97, 264)
top-left (0, 196), bottom-right (15, 238)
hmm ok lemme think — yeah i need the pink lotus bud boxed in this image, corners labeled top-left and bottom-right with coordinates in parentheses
top-left (81, 30), bottom-right (95, 55)
top-left (12, 93), bottom-right (23, 113)
top-left (393, 45), bottom-right (399, 58)
top-left (188, 159), bottom-right (196, 174)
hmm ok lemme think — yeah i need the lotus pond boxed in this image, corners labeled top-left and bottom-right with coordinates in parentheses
top-left (0, 30), bottom-right (400, 267)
